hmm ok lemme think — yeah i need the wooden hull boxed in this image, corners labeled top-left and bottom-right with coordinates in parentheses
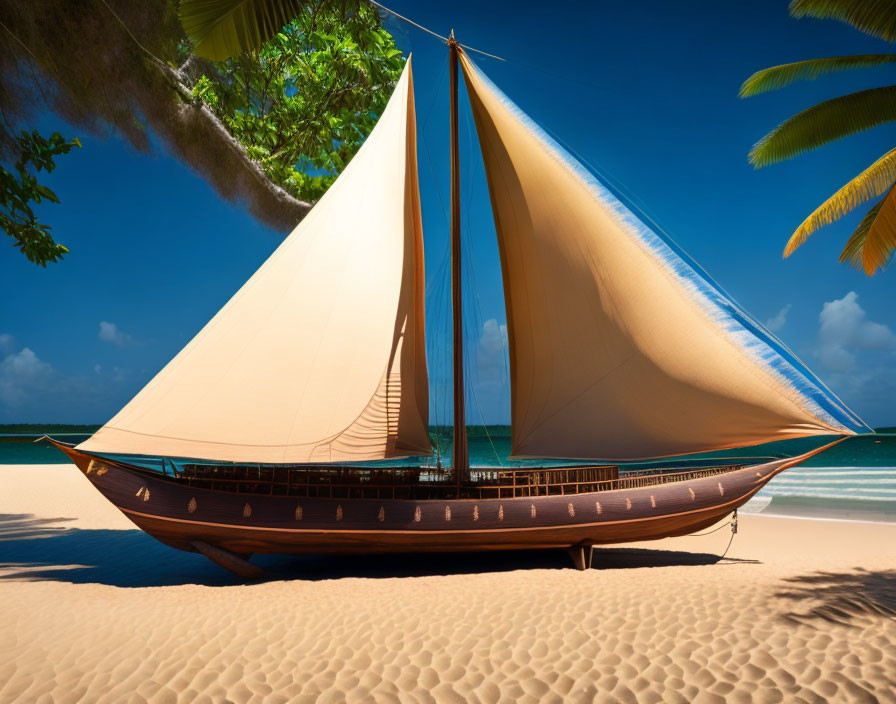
top-left (50, 442), bottom-right (816, 558)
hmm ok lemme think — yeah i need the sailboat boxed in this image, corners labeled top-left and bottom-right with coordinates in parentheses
top-left (47, 38), bottom-right (869, 577)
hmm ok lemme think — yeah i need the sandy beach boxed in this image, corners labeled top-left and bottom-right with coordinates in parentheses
top-left (1, 464), bottom-right (894, 703)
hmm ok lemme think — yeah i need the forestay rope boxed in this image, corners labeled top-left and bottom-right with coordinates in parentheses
top-left (368, 1), bottom-right (506, 61)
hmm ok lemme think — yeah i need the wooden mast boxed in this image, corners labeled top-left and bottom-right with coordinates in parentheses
top-left (448, 31), bottom-right (468, 491)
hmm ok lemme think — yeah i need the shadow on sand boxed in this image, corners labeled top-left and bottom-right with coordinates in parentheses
top-left (0, 512), bottom-right (757, 588)
top-left (776, 568), bottom-right (896, 627)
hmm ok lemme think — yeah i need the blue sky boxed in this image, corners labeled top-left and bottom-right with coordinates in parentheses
top-left (2, 0), bottom-right (895, 427)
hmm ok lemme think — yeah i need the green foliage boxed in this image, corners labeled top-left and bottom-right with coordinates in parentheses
top-left (749, 87), bottom-right (896, 167)
top-left (0, 130), bottom-right (80, 266)
top-left (740, 55), bottom-right (896, 97)
top-left (187, 1), bottom-right (404, 203)
top-left (0, 0), bottom-right (399, 233)
top-left (181, 0), bottom-right (307, 61)
top-left (785, 147), bottom-right (896, 256)
top-left (743, 1), bottom-right (896, 273)
top-left (858, 184), bottom-right (896, 273)
top-left (791, 0), bottom-right (896, 42)
top-left (838, 193), bottom-right (886, 268)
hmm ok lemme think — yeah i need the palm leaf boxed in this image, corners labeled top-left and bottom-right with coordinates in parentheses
top-left (180, 0), bottom-right (306, 61)
top-left (740, 55), bottom-right (896, 97)
top-left (784, 147), bottom-right (896, 255)
top-left (750, 86), bottom-right (896, 166)
top-left (838, 197), bottom-right (885, 267)
top-left (861, 183), bottom-right (896, 273)
top-left (790, 0), bottom-right (896, 43)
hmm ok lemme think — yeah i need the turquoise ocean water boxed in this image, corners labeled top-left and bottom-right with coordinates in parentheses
top-left (4, 426), bottom-right (895, 521)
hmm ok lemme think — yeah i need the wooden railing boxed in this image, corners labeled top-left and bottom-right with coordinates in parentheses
top-left (610, 465), bottom-right (741, 490)
top-left (175, 462), bottom-right (743, 500)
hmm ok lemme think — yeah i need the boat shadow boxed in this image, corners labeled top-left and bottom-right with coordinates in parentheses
top-left (0, 513), bottom-right (758, 587)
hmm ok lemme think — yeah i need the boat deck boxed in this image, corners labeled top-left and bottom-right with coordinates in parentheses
top-left (168, 463), bottom-right (746, 500)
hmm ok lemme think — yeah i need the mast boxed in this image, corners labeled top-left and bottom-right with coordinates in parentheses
top-left (448, 32), bottom-right (469, 488)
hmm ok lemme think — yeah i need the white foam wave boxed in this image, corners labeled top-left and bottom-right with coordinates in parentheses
top-left (758, 488), bottom-right (896, 501)
top-left (771, 478), bottom-right (896, 485)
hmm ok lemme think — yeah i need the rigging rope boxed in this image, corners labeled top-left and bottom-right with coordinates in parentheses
top-left (716, 530), bottom-right (737, 562)
top-left (684, 509), bottom-right (739, 561)
top-left (369, 0), bottom-right (506, 61)
top-left (456, 98), bottom-right (507, 468)
top-left (686, 510), bottom-right (738, 537)
top-left (417, 55), bottom-right (453, 465)
top-left (372, 0), bottom-right (849, 430)
top-left (369, 0), bottom-right (446, 43)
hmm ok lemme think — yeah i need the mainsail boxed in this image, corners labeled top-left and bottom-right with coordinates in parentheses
top-left (459, 51), bottom-right (869, 460)
top-left (79, 60), bottom-right (431, 463)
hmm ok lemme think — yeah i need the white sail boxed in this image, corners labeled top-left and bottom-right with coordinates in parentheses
top-left (79, 60), bottom-right (431, 463)
top-left (459, 51), bottom-right (869, 460)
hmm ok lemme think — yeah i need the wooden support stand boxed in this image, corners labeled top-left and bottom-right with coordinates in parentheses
top-left (191, 540), bottom-right (263, 579)
top-left (567, 544), bottom-right (593, 571)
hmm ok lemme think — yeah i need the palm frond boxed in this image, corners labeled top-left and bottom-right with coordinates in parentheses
top-left (750, 86), bottom-right (896, 166)
top-left (861, 184), bottom-right (896, 273)
top-left (180, 0), bottom-right (306, 61)
top-left (790, 0), bottom-right (896, 42)
top-left (740, 55), bottom-right (896, 97)
top-left (784, 148), bottom-right (896, 255)
top-left (838, 198), bottom-right (884, 267)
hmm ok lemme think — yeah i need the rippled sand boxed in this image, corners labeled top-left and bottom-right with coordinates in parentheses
top-left (1, 464), bottom-right (894, 703)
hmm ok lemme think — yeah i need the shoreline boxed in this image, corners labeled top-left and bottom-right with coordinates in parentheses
top-left (742, 494), bottom-right (896, 524)
top-left (751, 512), bottom-right (896, 525)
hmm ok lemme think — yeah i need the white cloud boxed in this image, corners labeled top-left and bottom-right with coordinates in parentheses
top-left (765, 304), bottom-right (791, 332)
top-left (818, 345), bottom-right (856, 375)
top-left (0, 334), bottom-right (14, 353)
top-left (98, 321), bottom-right (136, 348)
top-left (474, 318), bottom-right (510, 422)
top-left (855, 320), bottom-right (896, 349)
top-left (0, 343), bottom-right (137, 422)
top-left (2, 348), bottom-right (50, 378)
top-left (817, 292), bottom-right (896, 374)
top-left (812, 292), bottom-right (896, 426)
top-left (478, 319), bottom-right (508, 370)
top-left (0, 347), bottom-right (53, 407)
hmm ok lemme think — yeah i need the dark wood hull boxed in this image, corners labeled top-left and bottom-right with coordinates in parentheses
top-left (49, 441), bottom-right (830, 559)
